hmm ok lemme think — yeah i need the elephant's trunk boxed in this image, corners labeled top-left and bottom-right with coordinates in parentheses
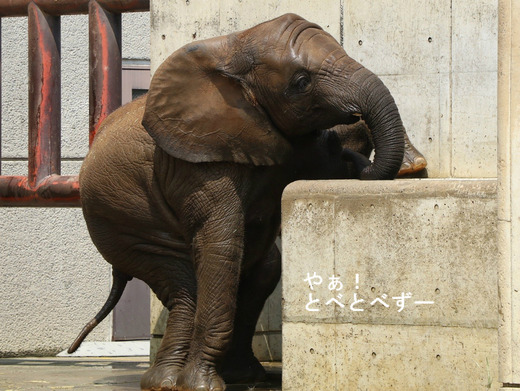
top-left (340, 66), bottom-right (405, 180)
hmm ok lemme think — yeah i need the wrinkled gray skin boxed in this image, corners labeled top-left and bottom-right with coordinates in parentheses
top-left (76, 14), bottom-right (406, 391)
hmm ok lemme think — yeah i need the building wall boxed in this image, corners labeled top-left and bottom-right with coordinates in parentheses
top-left (0, 11), bottom-right (150, 356)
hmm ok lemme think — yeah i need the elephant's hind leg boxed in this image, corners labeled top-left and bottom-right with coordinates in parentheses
top-left (137, 254), bottom-right (197, 391)
top-left (220, 244), bottom-right (281, 384)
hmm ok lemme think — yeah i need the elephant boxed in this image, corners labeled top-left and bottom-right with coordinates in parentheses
top-left (68, 14), bottom-right (425, 391)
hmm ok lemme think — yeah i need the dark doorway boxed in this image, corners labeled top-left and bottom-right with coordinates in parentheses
top-left (112, 62), bottom-right (151, 341)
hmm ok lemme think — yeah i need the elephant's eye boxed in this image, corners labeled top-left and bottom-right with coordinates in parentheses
top-left (293, 73), bottom-right (311, 93)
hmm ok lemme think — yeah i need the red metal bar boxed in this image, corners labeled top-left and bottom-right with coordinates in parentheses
top-left (89, 0), bottom-right (121, 144)
top-left (0, 175), bottom-right (80, 206)
top-left (0, 0), bottom-right (149, 206)
top-left (0, 0), bottom-right (149, 17)
top-left (28, 3), bottom-right (61, 186)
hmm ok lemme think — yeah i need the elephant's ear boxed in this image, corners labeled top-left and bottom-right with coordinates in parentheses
top-left (142, 37), bottom-right (292, 166)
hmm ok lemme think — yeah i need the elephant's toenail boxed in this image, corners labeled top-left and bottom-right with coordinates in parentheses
top-left (161, 378), bottom-right (174, 388)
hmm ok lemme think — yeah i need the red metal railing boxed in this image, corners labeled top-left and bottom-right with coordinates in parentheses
top-left (0, 0), bottom-right (149, 206)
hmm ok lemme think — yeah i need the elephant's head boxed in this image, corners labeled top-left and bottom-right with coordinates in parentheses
top-left (142, 14), bottom-right (404, 179)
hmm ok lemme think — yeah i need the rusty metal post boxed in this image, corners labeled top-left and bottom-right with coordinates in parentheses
top-left (0, 1), bottom-right (150, 17)
top-left (0, 0), bottom-right (149, 206)
top-left (89, 0), bottom-right (121, 144)
top-left (28, 2), bottom-right (61, 186)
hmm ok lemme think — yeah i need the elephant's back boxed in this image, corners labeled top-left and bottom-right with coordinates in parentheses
top-left (82, 94), bottom-right (153, 171)
top-left (80, 95), bottom-right (155, 210)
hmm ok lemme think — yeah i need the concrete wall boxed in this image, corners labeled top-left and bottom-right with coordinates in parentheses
top-left (282, 179), bottom-right (498, 390)
top-left (0, 12), bottom-right (150, 356)
top-left (344, 0), bottom-right (497, 178)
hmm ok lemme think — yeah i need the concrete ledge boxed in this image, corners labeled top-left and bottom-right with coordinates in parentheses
top-left (281, 179), bottom-right (498, 390)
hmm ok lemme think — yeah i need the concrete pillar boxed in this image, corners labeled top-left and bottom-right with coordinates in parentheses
top-left (282, 179), bottom-right (498, 390)
top-left (498, 0), bottom-right (520, 387)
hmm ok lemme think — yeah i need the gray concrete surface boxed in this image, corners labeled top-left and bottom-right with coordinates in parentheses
top-left (282, 179), bottom-right (499, 391)
top-left (0, 357), bottom-right (146, 391)
top-left (0, 357), bottom-right (281, 391)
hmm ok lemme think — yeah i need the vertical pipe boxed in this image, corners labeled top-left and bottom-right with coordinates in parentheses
top-left (28, 3), bottom-right (60, 186)
top-left (89, 0), bottom-right (121, 145)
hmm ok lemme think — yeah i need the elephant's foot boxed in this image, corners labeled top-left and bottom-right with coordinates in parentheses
top-left (140, 363), bottom-right (183, 391)
top-left (175, 361), bottom-right (225, 391)
top-left (220, 352), bottom-right (266, 384)
top-left (398, 133), bottom-right (427, 177)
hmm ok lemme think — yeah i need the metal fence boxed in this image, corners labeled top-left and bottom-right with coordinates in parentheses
top-left (0, 0), bottom-right (149, 206)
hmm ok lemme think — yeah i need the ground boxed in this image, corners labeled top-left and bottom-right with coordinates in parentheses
top-left (0, 357), bottom-right (281, 391)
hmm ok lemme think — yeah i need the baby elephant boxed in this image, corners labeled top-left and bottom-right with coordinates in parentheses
top-left (70, 14), bottom-right (422, 391)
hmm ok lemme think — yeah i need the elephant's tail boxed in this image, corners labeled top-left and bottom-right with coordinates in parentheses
top-left (67, 269), bottom-right (131, 354)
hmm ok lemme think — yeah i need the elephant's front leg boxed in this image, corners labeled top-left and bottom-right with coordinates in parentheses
top-left (175, 213), bottom-right (244, 391)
